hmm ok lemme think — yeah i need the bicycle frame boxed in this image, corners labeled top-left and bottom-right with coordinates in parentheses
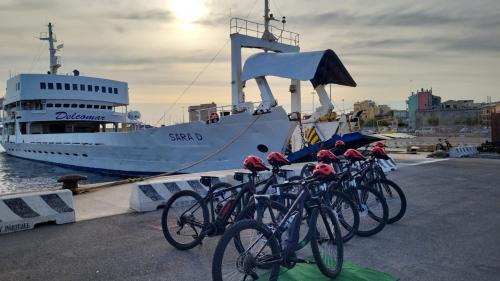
top-left (248, 178), bottom-right (329, 266)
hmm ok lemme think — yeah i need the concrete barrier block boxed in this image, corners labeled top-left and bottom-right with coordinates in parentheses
top-left (449, 146), bottom-right (479, 158)
top-left (0, 189), bottom-right (75, 234)
top-left (378, 157), bottom-right (398, 173)
top-left (130, 175), bottom-right (227, 212)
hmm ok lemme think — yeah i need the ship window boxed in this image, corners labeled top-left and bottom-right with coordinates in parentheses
top-left (65, 153), bottom-right (70, 155)
top-left (71, 104), bottom-right (77, 108)
top-left (56, 83), bottom-right (62, 90)
top-left (55, 104), bottom-right (61, 108)
top-left (93, 105), bottom-right (99, 109)
top-left (50, 152), bottom-right (55, 154)
top-left (107, 106), bottom-right (112, 110)
top-left (47, 103), bottom-right (53, 108)
top-left (82, 154), bottom-right (88, 157)
top-left (40, 82), bottom-right (46, 89)
top-left (94, 85), bottom-right (99, 92)
top-left (79, 104), bottom-right (85, 108)
top-left (73, 153), bottom-right (78, 156)
top-left (100, 105), bottom-right (106, 109)
top-left (87, 85), bottom-right (92, 92)
top-left (48, 83), bottom-right (54, 89)
top-left (63, 104), bottom-right (70, 108)
top-left (108, 87), bottom-right (112, 93)
top-left (101, 86), bottom-right (106, 93)
top-left (72, 84), bottom-right (78, 90)
top-left (65, 83), bottom-right (70, 90)
top-left (113, 88), bottom-right (118, 94)
top-left (57, 152), bottom-right (62, 155)
top-left (87, 104), bottom-right (92, 108)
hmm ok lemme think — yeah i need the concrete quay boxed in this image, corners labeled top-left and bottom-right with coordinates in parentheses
top-left (0, 157), bottom-right (499, 280)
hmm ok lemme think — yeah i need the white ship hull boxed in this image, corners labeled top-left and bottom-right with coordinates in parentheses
top-left (2, 107), bottom-right (296, 176)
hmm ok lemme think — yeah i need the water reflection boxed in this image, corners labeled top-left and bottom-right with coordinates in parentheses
top-left (0, 152), bottom-right (122, 194)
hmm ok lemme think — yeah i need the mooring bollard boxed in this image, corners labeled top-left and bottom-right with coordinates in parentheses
top-left (58, 175), bottom-right (88, 194)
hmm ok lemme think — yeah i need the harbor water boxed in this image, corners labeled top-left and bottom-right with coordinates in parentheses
top-left (0, 151), bottom-right (121, 194)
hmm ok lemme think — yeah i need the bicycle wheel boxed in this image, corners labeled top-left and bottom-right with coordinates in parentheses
top-left (300, 163), bottom-right (315, 178)
top-left (212, 219), bottom-right (281, 281)
top-left (328, 189), bottom-right (360, 243)
top-left (234, 200), bottom-right (287, 254)
top-left (161, 190), bottom-right (209, 250)
top-left (309, 206), bottom-right (344, 278)
top-left (368, 179), bottom-right (406, 224)
top-left (354, 186), bottom-right (388, 237)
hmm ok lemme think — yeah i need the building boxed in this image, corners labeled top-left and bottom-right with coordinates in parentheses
top-left (406, 88), bottom-right (441, 129)
top-left (416, 107), bottom-right (480, 129)
top-left (353, 100), bottom-right (378, 120)
top-left (480, 102), bottom-right (500, 127)
top-left (377, 104), bottom-right (392, 116)
top-left (415, 99), bottom-right (488, 130)
top-left (440, 100), bottom-right (477, 110)
top-left (188, 102), bottom-right (217, 122)
top-left (392, 110), bottom-right (408, 126)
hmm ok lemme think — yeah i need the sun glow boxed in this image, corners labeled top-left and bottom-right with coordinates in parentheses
top-left (170, 0), bottom-right (206, 23)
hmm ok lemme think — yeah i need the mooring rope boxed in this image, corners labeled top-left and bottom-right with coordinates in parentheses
top-left (77, 113), bottom-right (263, 193)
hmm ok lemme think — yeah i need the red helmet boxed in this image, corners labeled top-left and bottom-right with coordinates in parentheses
top-left (267, 152), bottom-right (290, 167)
top-left (316, 150), bottom-right (338, 164)
top-left (371, 146), bottom-right (390, 160)
top-left (375, 141), bottom-right (385, 148)
top-left (335, 140), bottom-right (345, 148)
top-left (344, 149), bottom-right (366, 162)
top-left (313, 163), bottom-right (336, 178)
top-left (243, 155), bottom-right (268, 172)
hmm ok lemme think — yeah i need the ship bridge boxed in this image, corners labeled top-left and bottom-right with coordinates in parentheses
top-left (3, 74), bottom-right (129, 125)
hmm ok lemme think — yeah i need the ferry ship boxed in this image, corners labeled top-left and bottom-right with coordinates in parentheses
top-left (1, 2), bottom-right (356, 176)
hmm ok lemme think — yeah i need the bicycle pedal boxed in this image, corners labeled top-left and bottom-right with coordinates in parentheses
top-left (291, 257), bottom-right (315, 264)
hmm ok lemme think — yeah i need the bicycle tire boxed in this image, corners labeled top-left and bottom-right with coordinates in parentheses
top-left (161, 190), bottom-right (209, 250)
top-left (212, 219), bottom-right (281, 281)
top-left (328, 189), bottom-right (360, 243)
top-left (234, 200), bottom-right (288, 254)
top-left (368, 179), bottom-right (406, 224)
top-left (354, 185), bottom-right (388, 237)
top-left (309, 206), bottom-right (344, 278)
top-left (300, 163), bottom-right (315, 178)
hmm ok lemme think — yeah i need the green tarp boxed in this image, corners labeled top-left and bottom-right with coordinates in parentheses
top-left (258, 262), bottom-right (398, 281)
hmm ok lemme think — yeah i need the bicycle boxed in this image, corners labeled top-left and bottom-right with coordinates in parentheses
top-left (161, 155), bottom-right (299, 250)
top-left (358, 145), bottom-right (407, 224)
top-left (212, 166), bottom-right (344, 281)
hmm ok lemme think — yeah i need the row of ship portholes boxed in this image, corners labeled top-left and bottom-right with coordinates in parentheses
top-left (6, 148), bottom-right (88, 157)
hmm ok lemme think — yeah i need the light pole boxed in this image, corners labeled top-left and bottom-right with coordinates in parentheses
top-left (311, 91), bottom-right (315, 112)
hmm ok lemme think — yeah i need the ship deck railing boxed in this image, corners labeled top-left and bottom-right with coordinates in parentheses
top-left (189, 101), bottom-right (263, 123)
top-left (230, 18), bottom-right (300, 47)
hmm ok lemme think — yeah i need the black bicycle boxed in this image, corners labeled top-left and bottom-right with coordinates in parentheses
top-left (358, 148), bottom-right (407, 224)
top-left (212, 176), bottom-right (344, 281)
top-left (161, 163), bottom-right (300, 250)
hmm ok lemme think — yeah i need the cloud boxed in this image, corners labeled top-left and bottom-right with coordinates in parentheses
top-left (0, 0), bottom-right (58, 12)
top-left (109, 10), bottom-right (173, 21)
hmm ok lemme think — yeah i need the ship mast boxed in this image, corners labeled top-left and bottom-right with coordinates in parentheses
top-left (262, 0), bottom-right (277, 42)
top-left (39, 22), bottom-right (62, 75)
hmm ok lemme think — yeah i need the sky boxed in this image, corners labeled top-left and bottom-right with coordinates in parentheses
top-left (0, 0), bottom-right (499, 124)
